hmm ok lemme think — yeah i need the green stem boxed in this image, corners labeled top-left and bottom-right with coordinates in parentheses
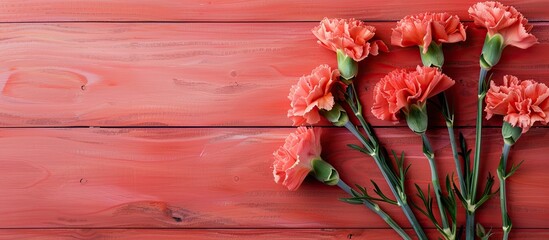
top-left (421, 133), bottom-right (449, 230)
top-left (337, 180), bottom-right (412, 240)
top-left (499, 143), bottom-right (512, 240)
top-left (400, 201), bottom-right (426, 240)
top-left (447, 122), bottom-right (466, 194)
top-left (355, 112), bottom-right (378, 147)
top-left (344, 121), bottom-right (427, 240)
top-left (467, 67), bottom-right (488, 240)
top-left (344, 121), bottom-right (373, 153)
top-left (466, 213), bottom-right (474, 240)
top-left (349, 83), bottom-right (378, 147)
top-left (437, 68), bottom-right (465, 192)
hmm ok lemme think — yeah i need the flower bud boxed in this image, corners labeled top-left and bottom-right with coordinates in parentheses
top-left (311, 158), bottom-right (340, 186)
top-left (337, 49), bottom-right (358, 81)
top-left (502, 121), bottom-right (522, 145)
top-left (419, 43), bottom-right (444, 68)
top-left (321, 103), bottom-right (349, 127)
top-left (480, 34), bottom-right (504, 70)
top-left (405, 103), bottom-right (428, 134)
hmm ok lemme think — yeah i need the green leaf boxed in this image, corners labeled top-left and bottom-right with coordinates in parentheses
top-left (339, 197), bottom-right (365, 205)
top-left (371, 180), bottom-right (398, 205)
top-left (392, 150), bottom-right (410, 190)
top-left (453, 180), bottom-right (469, 210)
top-left (344, 184), bottom-right (388, 204)
top-left (477, 70), bottom-right (491, 97)
top-left (413, 184), bottom-right (443, 231)
top-left (506, 160), bottom-right (524, 178)
top-left (442, 175), bottom-right (457, 222)
top-left (355, 184), bottom-right (368, 196)
top-left (350, 188), bottom-right (360, 197)
top-left (422, 135), bottom-right (434, 159)
top-left (475, 173), bottom-right (499, 210)
top-left (438, 92), bottom-right (454, 125)
top-left (344, 83), bottom-right (361, 114)
top-left (504, 213), bottom-right (513, 231)
top-left (458, 132), bottom-right (472, 191)
top-left (347, 144), bottom-right (370, 155)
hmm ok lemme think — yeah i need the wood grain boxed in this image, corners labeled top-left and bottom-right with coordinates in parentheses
top-left (0, 23), bottom-right (548, 127)
top-left (0, 127), bottom-right (547, 229)
top-left (0, 229), bottom-right (548, 240)
top-left (0, 0), bottom-right (547, 22)
top-left (2, 0), bottom-right (548, 238)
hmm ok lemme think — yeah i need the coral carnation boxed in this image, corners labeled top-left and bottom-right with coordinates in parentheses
top-left (372, 66), bottom-right (455, 122)
top-left (272, 127), bottom-right (322, 191)
top-left (485, 75), bottom-right (549, 132)
top-left (392, 12), bottom-right (466, 53)
top-left (312, 18), bottom-right (388, 62)
top-left (469, 1), bottom-right (538, 49)
top-left (288, 64), bottom-right (340, 126)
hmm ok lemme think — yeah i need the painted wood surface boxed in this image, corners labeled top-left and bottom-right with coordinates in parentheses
top-left (0, 23), bottom-right (548, 127)
top-left (0, 229), bottom-right (548, 240)
top-left (0, 0), bottom-right (547, 22)
top-left (1, 128), bottom-right (548, 230)
top-left (2, 0), bottom-right (549, 239)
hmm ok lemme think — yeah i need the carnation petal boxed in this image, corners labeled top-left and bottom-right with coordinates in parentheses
top-left (392, 12), bottom-right (466, 51)
top-left (283, 161), bottom-right (312, 191)
top-left (469, 1), bottom-right (538, 49)
top-left (372, 66), bottom-right (454, 122)
top-left (485, 75), bottom-right (549, 133)
top-left (271, 127), bottom-right (323, 191)
top-left (313, 18), bottom-right (386, 61)
top-left (499, 21), bottom-right (538, 49)
top-left (287, 65), bottom-right (339, 125)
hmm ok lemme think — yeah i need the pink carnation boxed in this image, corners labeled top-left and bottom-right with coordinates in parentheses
top-left (392, 12), bottom-right (467, 53)
top-left (485, 75), bottom-right (549, 132)
top-left (312, 18), bottom-right (388, 62)
top-left (272, 127), bottom-right (322, 191)
top-left (372, 66), bottom-right (455, 122)
top-left (287, 64), bottom-right (340, 126)
top-left (469, 1), bottom-right (538, 49)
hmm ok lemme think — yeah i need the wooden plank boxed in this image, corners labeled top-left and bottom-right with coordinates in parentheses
top-left (0, 1), bottom-right (547, 22)
top-left (0, 23), bottom-right (547, 127)
top-left (0, 127), bottom-right (547, 228)
top-left (0, 229), bottom-right (548, 240)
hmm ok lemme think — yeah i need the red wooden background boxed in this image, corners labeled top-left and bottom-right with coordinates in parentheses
top-left (0, 1), bottom-right (548, 239)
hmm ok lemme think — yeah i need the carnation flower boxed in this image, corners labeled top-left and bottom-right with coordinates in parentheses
top-left (391, 12), bottom-right (466, 67)
top-left (485, 75), bottom-right (549, 133)
top-left (469, 1), bottom-right (538, 69)
top-left (272, 127), bottom-right (338, 191)
top-left (392, 12), bottom-right (466, 52)
top-left (287, 65), bottom-right (340, 126)
top-left (312, 18), bottom-right (388, 79)
top-left (313, 17), bottom-right (388, 62)
top-left (469, 1), bottom-right (538, 49)
top-left (371, 66), bottom-right (455, 123)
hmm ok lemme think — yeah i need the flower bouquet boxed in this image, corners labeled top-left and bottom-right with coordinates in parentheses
top-left (272, 1), bottom-right (544, 239)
